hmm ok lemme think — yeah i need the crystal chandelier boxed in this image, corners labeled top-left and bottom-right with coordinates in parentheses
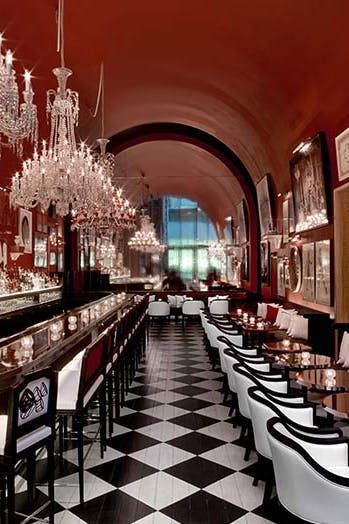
top-left (128, 214), bottom-right (167, 254)
top-left (10, 0), bottom-right (104, 217)
top-left (0, 34), bottom-right (38, 154)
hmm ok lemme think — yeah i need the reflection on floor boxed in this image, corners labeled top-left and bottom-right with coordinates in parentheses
top-left (13, 321), bottom-right (311, 523)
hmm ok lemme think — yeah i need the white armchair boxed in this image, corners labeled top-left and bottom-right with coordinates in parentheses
top-left (148, 301), bottom-right (170, 323)
top-left (267, 417), bottom-right (349, 524)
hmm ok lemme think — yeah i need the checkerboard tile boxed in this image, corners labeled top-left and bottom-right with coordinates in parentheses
top-left (15, 320), bottom-right (289, 524)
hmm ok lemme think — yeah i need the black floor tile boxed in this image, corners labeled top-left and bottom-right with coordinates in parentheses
top-left (12, 489), bottom-right (64, 524)
top-left (128, 385), bottom-right (165, 396)
top-left (170, 412), bottom-right (217, 430)
top-left (118, 412), bottom-right (162, 430)
top-left (170, 397), bottom-right (214, 411)
top-left (173, 359), bottom-right (203, 366)
top-left (20, 455), bottom-right (78, 482)
top-left (172, 375), bottom-right (206, 385)
top-left (123, 397), bottom-right (163, 411)
top-left (108, 431), bottom-right (160, 453)
top-left (89, 456), bottom-right (157, 487)
top-left (162, 490), bottom-right (247, 524)
top-left (164, 456), bottom-right (234, 488)
top-left (71, 489), bottom-right (154, 524)
top-left (175, 366), bottom-right (205, 374)
top-left (133, 375), bottom-right (162, 385)
top-left (172, 385), bottom-right (211, 397)
top-left (168, 431), bottom-right (225, 454)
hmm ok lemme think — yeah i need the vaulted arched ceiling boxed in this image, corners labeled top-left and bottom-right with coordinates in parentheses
top-left (2, 0), bottom-right (349, 228)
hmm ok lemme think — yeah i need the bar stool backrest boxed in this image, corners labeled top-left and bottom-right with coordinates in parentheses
top-left (77, 333), bottom-right (105, 409)
top-left (5, 367), bottom-right (57, 456)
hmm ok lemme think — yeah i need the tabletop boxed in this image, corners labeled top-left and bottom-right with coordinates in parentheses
top-left (322, 393), bottom-right (349, 419)
top-left (296, 368), bottom-right (349, 391)
top-left (269, 352), bottom-right (333, 370)
top-left (263, 341), bottom-right (313, 354)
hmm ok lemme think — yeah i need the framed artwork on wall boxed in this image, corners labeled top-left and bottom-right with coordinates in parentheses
top-left (237, 200), bottom-right (248, 245)
top-left (315, 240), bottom-right (331, 305)
top-left (277, 259), bottom-right (286, 297)
top-left (302, 242), bottom-right (315, 302)
top-left (18, 209), bottom-right (33, 254)
top-left (335, 127), bottom-right (349, 181)
top-left (290, 133), bottom-right (329, 232)
top-left (260, 240), bottom-right (270, 285)
top-left (256, 175), bottom-right (274, 237)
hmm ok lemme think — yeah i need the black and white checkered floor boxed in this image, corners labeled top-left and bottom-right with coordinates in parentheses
top-left (13, 321), bottom-right (305, 523)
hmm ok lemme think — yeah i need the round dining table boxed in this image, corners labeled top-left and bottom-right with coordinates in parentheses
top-left (296, 368), bottom-right (349, 392)
top-left (263, 341), bottom-right (313, 354)
top-left (267, 352), bottom-right (333, 370)
top-left (322, 392), bottom-right (349, 419)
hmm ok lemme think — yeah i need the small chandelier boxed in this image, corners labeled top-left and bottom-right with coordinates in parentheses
top-left (128, 214), bottom-right (167, 254)
top-left (0, 34), bottom-right (38, 154)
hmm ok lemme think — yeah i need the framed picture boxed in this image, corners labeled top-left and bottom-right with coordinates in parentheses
top-left (18, 209), bottom-right (32, 254)
top-left (260, 240), bottom-right (270, 285)
top-left (302, 243), bottom-right (315, 302)
top-left (237, 200), bottom-right (248, 245)
top-left (256, 175), bottom-right (274, 237)
top-left (335, 127), bottom-right (349, 181)
top-left (241, 245), bottom-right (249, 281)
top-left (315, 240), bottom-right (331, 305)
top-left (277, 259), bottom-right (286, 297)
top-left (290, 133), bottom-right (329, 232)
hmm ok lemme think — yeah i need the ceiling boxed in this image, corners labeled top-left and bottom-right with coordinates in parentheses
top-left (2, 0), bottom-right (349, 228)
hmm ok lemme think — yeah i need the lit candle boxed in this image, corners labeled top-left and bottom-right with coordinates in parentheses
top-left (301, 351), bottom-right (310, 361)
top-left (243, 312), bottom-right (248, 321)
top-left (282, 338), bottom-right (291, 348)
top-left (236, 308), bottom-right (242, 316)
top-left (249, 316), bottom-right (256, 325)
top-left (5, 49), bottom-right (13, 74)
top-left (24, 70), bottom-right (31, 92)
top-left (256, 321), bottom-right (263, 330)
top-left (325, 369), bottom-right (336, 380)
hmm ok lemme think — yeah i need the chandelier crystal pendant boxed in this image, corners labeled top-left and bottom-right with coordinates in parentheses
top-left (128, 214), bottom-right (167, 254)
top-left (10, 0), bottom-right (105, 217)
top-left (0, 34), bottom-right (38, 155)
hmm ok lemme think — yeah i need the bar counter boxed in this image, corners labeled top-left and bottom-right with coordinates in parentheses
top-left (0, 292), bottom-right (140, 393)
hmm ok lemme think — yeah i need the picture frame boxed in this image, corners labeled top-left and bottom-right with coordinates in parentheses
top-left (256, 175), bottom-right (274, 237)
top-left (260, 240), bottom-right (270, 285)
top-left (335, 127), bottom-right (349, 181)
top-left (302, 243), bottom-right (315, 302)
top-left (315, 240), bottom-right (331, 305)
top-left (290, 133), bottom-right (329, 232)
top-left (277, 259), bottom-right (286, 297)
top-left (18, 209), bottom-right (33, 254)
top-left (282, 199), bottom-right (289, 244)
top-left (288, 245), bottom-right (302, 292)
top-left (237, 200), bottom-right (248, 245)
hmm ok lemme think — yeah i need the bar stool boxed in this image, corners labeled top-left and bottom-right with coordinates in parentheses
top-left (0, 368), bottom-right (57, 524)
top-left (56, 332), bottom-right (107, 505)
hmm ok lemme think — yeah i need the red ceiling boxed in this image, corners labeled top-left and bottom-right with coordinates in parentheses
top-left (2, 0), bottom-right (349, 227)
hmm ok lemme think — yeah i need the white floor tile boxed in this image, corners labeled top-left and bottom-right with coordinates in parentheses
top-left (155, 379), bottom-right (185, 390)
top-left (147, 391), bottom-right (187, 404)
top-left (204, 472), bottom-right (264, 511)
top-left (120, 471), bottom-right (199, 510)
top-left (141, 404), bottom-right (190, 421)
top-left (130, 442), bottom-right (195, 470)
top-left (201, 443), bottom-right (257, 471)
top-left (119, 406), bottom-right (137, 416)
top-left (54, 510), bottom-right (87, 523)
top-left (84, 422), bottom-right (131, 437)
top-left (137, 421), bottom-right (191, 441)
top-left (134, 511), bottom-right (180, 524)
top-left (197, 421), bottom-right (240, 442)
top-left (196, 379), bottom-right (223, 390)
top-left (195, 404), bottom-right (231, 420)
top-left (38, 471), bottom-right (116, 509)
top-left (233, 513), bottom-right (275, 524)
top-left (63, 442), bottom-right (124, 469)
top-left (195, 390), bottom-right (224, 403)
top-left (157, 371), bottom-right (183, 380)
